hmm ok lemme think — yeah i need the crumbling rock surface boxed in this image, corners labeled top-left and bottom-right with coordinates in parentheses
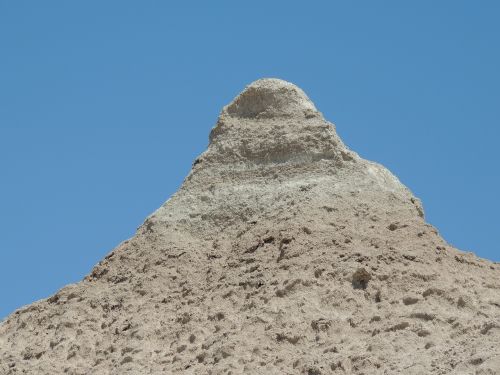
top-left (1, 78), bottom-right (499, 374)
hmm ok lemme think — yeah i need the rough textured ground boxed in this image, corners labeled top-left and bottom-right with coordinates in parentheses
top-left (1, 78), bottom-right (499, 374)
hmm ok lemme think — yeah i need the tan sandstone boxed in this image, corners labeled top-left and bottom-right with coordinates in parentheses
top-left (1, 78), bottom-right (499, 374)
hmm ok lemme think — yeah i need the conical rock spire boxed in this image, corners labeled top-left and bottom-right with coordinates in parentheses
top-left (206, 78), bottom-right (344, 167)
top-left (1, 79), bottom-right (499, 375)
top-left (224, 78), bottom-right (319, 120)
top-left (163, 78), bottom-right (424, 236)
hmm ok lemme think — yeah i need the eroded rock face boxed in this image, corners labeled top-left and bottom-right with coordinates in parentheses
top-left (207, 79), bottom-right (342, 167)
top-left (1, 79), bottom-right (499, 375)
top-left (225, 78), bottom-right (318, 119)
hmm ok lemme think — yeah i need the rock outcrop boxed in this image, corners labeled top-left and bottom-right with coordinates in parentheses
top-left (1, 78), bottom-right (499, 374)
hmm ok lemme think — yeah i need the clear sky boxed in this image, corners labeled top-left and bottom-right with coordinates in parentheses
top-left (1, 1), bottom-right (499, 319)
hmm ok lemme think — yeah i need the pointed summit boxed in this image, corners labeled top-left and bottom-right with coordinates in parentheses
top-left (1, 79), bottom-right (499, 374)
top-left (225, 78), bottom-right (319, 119)
top-left (205, 79), bottom-right (349, 169)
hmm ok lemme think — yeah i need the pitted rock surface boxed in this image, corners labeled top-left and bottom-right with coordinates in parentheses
top-left (225, 78), bottom-right (318, 119)
top-left (1, 79), bottom-right (499, 375)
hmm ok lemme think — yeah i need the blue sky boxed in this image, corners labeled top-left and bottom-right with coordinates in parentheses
top-left (1, 1), bottom-right (499, 319)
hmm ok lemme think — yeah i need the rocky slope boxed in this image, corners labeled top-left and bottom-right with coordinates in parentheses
top-left (1, 78), bottom-right (499, 374)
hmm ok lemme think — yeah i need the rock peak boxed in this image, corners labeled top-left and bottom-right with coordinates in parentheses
top-left (1, 79), bottom-right (498, 375)
top-left (224, 78), bottom-right (319, 119)
top-left (206, 79), bottom-right (346, 167)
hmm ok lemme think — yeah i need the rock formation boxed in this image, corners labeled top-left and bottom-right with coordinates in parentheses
top-left (1, 78), bottom-right (499, 374)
